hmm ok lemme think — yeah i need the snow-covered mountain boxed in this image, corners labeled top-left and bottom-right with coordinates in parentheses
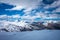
top-left (0, 21), bottom-right (60, 32)
top-left (0, 21), bottom-right (33, 32)
top-left (0, 21), bottom-right (46, 32)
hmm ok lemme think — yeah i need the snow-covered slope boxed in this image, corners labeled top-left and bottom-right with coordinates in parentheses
top-left (0, 21), bottom-right (60, 32)
top-left (0, 30), bottom-right (60, 40)
top-left (0, 21), bottom-right (33, 32)
top-left (0, 20), bottom-right (46, 32)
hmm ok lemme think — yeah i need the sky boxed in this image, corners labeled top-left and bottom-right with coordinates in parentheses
top-left (0, 0), bottom-right (60, 22)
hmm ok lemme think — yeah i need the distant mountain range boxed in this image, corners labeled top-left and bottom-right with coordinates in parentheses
top-left (0, 21), bottom-right (60, 32)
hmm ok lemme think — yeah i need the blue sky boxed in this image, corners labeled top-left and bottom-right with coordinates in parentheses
top-left (0, 3), bottom-right (25, 15)
top-left (0, 0), bottom-right (60, 22)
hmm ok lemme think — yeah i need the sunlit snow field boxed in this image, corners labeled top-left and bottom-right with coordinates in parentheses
top-left (0, 30), bottom-right (60, 40)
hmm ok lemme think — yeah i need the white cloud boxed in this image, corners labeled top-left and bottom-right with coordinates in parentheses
top-left (44, 0), bottom-right (60, 12)
top-left (11, 14), bottom-right (21, 18)
top-left (0, 14), bottom-right (21, 22)
top-left (53, 7), bottom-right (60, 12)
top-left (6, 6), bottom-right (25, 10)
top-left (0, 12), bottom-right (43, 22)
top-left (45, 0), bottom-right (58, 7)
top-left (0, 14), bottom-right (21, 18)
top-left (0, 0), bottom-right (60, 12)
top-left (0, 15), bottom-right (7, 18)
top-left (0, 0), bottom-right (42, 11)
top-left (0, 0), bottom-right (60, 22)
top-left (24, 8), bottom-right (33, 15)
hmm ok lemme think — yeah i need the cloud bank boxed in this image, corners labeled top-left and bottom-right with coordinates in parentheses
top-left (0, 0), bottom-right (60, 22)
